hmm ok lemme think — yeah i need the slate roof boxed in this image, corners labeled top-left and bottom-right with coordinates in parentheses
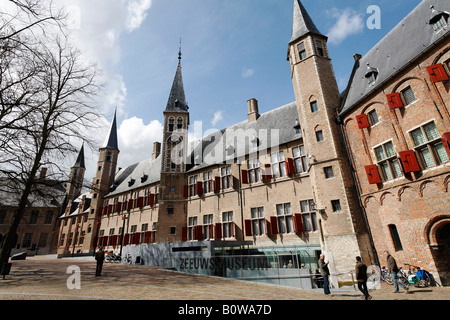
top-left (290, 0), bottom-right (324, 44)
top-left (101, 111), bottom-right (119, 150)
top-left (339, 0), bottom-right (450, 115)
top-left (73, 144), bottom-right (86, 169)
top-left (104, 101), bottom-right (302, 197)
top-left (165, 61), bottom-right (189, 113)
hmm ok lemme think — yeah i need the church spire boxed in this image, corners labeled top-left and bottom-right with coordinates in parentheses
top-left (290, 0), bottom-right (323, 44)
top-left (165, 44), bottom-right (189, 113)
top-left (73, 143), bottom-right (86, 169)
top-left (101, 110), bottom-right (119, 151)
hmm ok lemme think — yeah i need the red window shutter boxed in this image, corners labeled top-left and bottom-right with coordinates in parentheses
top-left (115, 202), bottom-right (121, 213)
top-left (133, 232), bottom-right (141, 245)
top-left (181, 227), bottom-right (188, 242)
top-left (365, 165), bottom-right (382, 184)
top-left (264, 164), bottom-right (272, 180)
top-left (195, 225), bottom-right (204, 241)
top-left (127, 199), bottom-right (133, 211)
top-left (196, 181), bottom-right (204, 196)
top-left (241, 170), bottom-right (249, 184)
top-left (294, 214), bottom-right (304, 233)
top-left (102, 206), bottom-right (108, 216)
top-left (270, 216), bottom-right (278, 235)
top-left (148, 194), bottom-right (155, 206)
top-left (286, 158), bottom-right (295, 175)
top-left (123, 234), bottom-right (130, 246)
top-left (399, 150), bottom-right (421, 173)
top-left (441, 132), bottom-right (450, 157)
top-left (244, 220), bottom-right (253, 237)
top-left (183, 185), bottom-right (189, 198)
top-left (143, 231), bottom-right (152, 243)
top-left (214, 176), bottom-right (221, 192)
top-left (356, 114), bottom-right (370, 129)
top-left (214, 223), bottom-right (222, 239)
top-left (426, 64), bottom-right (449, 83)
top-left (386, 93), bottom-right (404, 110)
top-left (97, 206), bottom-right (103, 217)
top-left (138, 197), bottom-right (144, 209)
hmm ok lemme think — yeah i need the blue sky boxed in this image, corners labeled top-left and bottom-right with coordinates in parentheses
top-left (65, 0), bottom-right (422, 178)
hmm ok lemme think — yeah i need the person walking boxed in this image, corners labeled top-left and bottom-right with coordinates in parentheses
top-left (95, 246), bottom-right (105, 277)
top-left (355, 256), bottom-right (372, 300)
top-left (318, 253), bottom-right (331, 295)
top-left (384, 250), bottom-right (409, 293)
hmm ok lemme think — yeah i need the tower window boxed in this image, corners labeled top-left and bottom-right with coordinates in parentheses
top-left (177, 118), bottom-right (183, 130)
top-left (315, 130), bottom-right (324, 142)
top-left (324, 166), bottom-right (334, 179)
top-left (315, 40), bottom-right (324, 57)
top-left (310, 101), bottom-right (319, 113)
top-left (106, 151), bottom-right (111, 162)
top-left (168, 118), bottom-right (174, 132)
top-left (297, 42), bottom-right (307, 61)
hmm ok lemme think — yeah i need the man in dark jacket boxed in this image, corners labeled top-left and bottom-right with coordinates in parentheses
top-left (318, 253), bottom-right (331, 295)
top-left (355, 256), bottom-right (372, 300)
top-left (384, 251), bottom-right (409, 293)
top-left (95, 246), bottom-right (105, 277)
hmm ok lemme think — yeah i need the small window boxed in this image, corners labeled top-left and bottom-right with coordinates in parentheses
top-left (331, 200), bottom-right (341, 212)
top-left (168, 118), bottom-right (174, 132)
top-left (248, 158), bottom-right (261, 184)
top-left (324, 166), bottom-right (334, 179)
top-left (251, 207), bottom-right (266, 236)
top-left (222, 211), bottom-right (234, 238)
top-left (293, 145), bottom-right (308, 173)
top-left (310, 101), bottom-right (319, 113)
top-left (430, 13), bottom-right (449, 32)
top-left (298, 42), bottom-right (307, 60)
top-left (316, 130), bottom-right (324, 142)
top-left (316, 40), bottom-right (324, 57)
top-left (374, 141), bottom-right (403, 181)
top-left (300, 200), bottom-right (318, 232)
top-left (167, 207), bottom-right (174, 215)
top-left (388, 224), bottom-right (403, 251)
top-left (177, 117), bottom-right (183, 130)
top-left (367, 109), bottom-right (379, 126)
top-left (401, 86), bottom-right (416, 105)
top-left (170, 227), bottom-right (176, 235)
top-left (410, 122), bottom-right (449, 168)
top-left (170, 186), bottom-right (175, 193)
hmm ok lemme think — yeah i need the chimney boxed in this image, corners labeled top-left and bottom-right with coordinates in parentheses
top-left (247, 98), bottom-right (260, 122)
top-left (152, 142), bottom-right (161, 160)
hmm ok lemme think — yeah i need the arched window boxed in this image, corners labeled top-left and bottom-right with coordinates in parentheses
top-left (168, 118), bottom-right (174, 132)
top-left (177, 117), bottom-right (183, 130)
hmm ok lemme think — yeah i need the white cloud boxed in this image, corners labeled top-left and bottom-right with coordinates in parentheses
top-left (241, 67), bottom-right (255, 78)
top-left (326, 8), bottom-right (364, 45)
top-left (118, 117), bottom-right (163, 167)
top-left (127, 0), bottom-right (152, 32)
top-left (211, 111), bottom-right (223, 126)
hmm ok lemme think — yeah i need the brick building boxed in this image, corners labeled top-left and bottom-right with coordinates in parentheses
top-left (339, 0), bottom-right (450, 285)
top-left (55, 0), bottom-right (449, 286)
top-left (0, 169), bottom-right (65, 257)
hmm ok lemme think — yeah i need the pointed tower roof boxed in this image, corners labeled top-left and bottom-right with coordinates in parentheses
top-left (73, 143), bottom-right (86, 169)
top-left (164, 46), bottom-right (189, 113)
top-left (290, 0), bottom-right (323, 44)
top-left (101, 110), bottom-right (119, 150)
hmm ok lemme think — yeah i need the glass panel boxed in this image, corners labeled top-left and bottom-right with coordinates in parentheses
top-left (293, 147), bottom-right (300, 158)
top-left (403, 87), bottom-right (416, 104)
top-left (385, 142), bottom-right (396, 158)
top-left (381, 162), bottom-right (393, 181)
top-left (420, 147), bottom-right (435, 168)
top-left (434, 142), bottom-right (449, 163)
top-left (276, 204), bottom-right (284, 216)
top-left (411, 128), bottom-right (426, 146)
top-left (303, 214), bottom-right (312, 232)
top-left (392, 159), bottom-right (403, 178)
top-left (424, 122), bottom-right (440, 141)
top-left (286, 215), bottom-right (294, 233)
top-left (375, 146), bottom-right (386, 161)
top-left (251, 208), bottom-right (257, 219)
top-left (300, 200), bottom-right (309, 212)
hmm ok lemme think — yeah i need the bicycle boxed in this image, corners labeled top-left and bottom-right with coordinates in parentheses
top-left (105, 251), bottom-right (122, 263)
top-left (404, 263), bottom-right (431, 288)
top-left (380, 266), bottom-right (393, 285)
top-left (122, 252), bottom-right (132, 265)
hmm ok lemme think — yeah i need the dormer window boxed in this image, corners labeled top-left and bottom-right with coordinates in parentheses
top-left (365, 64), bottom-right (378, 85)
top-left (429, 9), bottom-right (449, 32)
top-left (140, 174), bottom-right (148, 183)
top-left (128, 178), bottom-right (135, 187)
top-left (315, 40), bottom-right (324, 57)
